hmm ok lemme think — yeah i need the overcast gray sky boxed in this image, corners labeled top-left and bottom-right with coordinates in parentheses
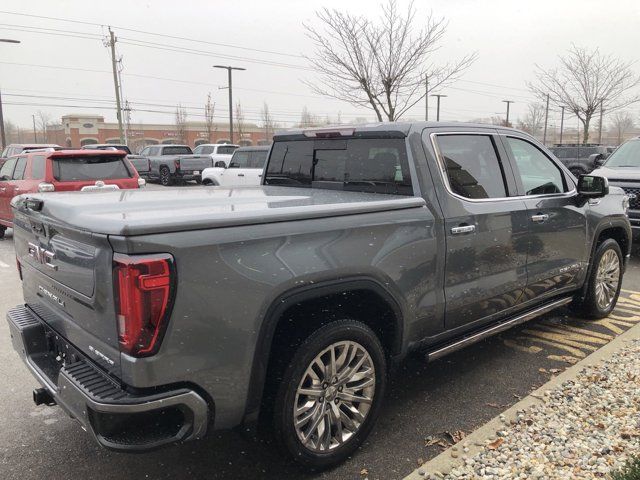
top-left (1, 0), bottom-right (639, 130)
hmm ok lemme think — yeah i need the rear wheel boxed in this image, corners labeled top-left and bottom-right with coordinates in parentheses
top-left (273, 320), bottom-right (387, 469)
top-left (571, 238), bottom-right (623, 318)
top-left (160, 166), bottom-right (173, 186)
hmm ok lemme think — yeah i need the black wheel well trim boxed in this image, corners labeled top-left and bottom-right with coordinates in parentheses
top-left (242, 276), bottom-right (406, 426)
top-left (579, 219), bottom-right (631, 299)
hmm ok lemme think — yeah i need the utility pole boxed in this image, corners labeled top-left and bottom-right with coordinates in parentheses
top-left (0, 38), bottom-right (21, 149)
top-left (425, 74), bottom-right (429, 121)
top-left (105, 27), bottom-right (124, 144)
top-left (542, 94), bottom-right (550, 146)
top-left (430, 94), bottom-right (447, 122)
top-left (598, 98), bottom-right (604, 145)
top-left (0, 90), bottom-right (5, 149)
top-left (32, 114), bottom-right (37, 142)
top-left (214, 65), bottom-right (246, 144)
top-left (559, 106), bottom-right (565, 144)
top-left (502, 100), bottom-right (514, 127)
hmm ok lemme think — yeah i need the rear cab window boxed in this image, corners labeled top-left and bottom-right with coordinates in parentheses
top-left (162, 146), bottom-right (192, 155)
top-left (265, 137), bottom-right (413, 195)
top-left (51, 155), bottom-right (133, 181)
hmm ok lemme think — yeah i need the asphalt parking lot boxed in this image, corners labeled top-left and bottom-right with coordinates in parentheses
top-left (1, 187), bottom-right (639, 480)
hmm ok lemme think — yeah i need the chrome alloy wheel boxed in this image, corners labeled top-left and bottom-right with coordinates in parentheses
top-left (595, 249), bottom-right (620, 310)
top-left (293, 341), bottom-right (376, 452)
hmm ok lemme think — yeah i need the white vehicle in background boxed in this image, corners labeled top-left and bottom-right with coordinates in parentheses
top-left (193, 143), bottom-right (239, 167)
top-left (201, 146), bottom-right (270, 186)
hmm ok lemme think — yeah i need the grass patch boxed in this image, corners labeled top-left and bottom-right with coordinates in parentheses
top-left (611, 456), bottom-right (640, 480)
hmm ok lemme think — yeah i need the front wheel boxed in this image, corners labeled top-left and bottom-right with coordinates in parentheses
top-left (571, 238), bottom-right (623, 319)
top-left (273, 320), bottom-right (387, 469)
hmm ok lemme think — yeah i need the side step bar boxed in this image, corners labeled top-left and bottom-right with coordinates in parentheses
top-left (427, 297), bottom-right (573, 362)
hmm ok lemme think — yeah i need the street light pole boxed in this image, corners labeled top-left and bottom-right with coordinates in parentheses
top-left (430, 94), bottom-right (447, 122)
top-left (214, 65), bottom-right (246, 144)
top-left (559, 106), bottom-right (565, 144)
top-left (0, 38), bottom-right (21, 149)
top-left (502, 100), bottom-right (514, 127)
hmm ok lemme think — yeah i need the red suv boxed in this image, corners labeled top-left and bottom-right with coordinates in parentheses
top-left (0, 149), bottom-right (143, 238)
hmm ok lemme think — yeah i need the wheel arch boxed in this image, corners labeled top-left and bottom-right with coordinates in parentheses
top-left (242, 277), bottom-right (405, 426)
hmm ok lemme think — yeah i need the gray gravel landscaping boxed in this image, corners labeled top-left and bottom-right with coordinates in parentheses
top-left (434, 339), bottom-right (640, 479)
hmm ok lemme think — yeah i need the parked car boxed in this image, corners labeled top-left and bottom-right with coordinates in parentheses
top-left (193, 143), bottom-right (239, 167)
top-left (0, 144), bottom-right (61, 168)
top-left (81, 144), bottom-right (150, 179)
top-left (201, 146), bottom-right (269, 186)
top-left (549, 144), bottom-right (609, 177)
top-left (591, 136), bottom-right (640, 236)
top-left (140, 144), bottom-right (212, 185)
top-left (6, 123), bottom-right (631, 469)
top-left (0, 149), bottom-right (143, 238)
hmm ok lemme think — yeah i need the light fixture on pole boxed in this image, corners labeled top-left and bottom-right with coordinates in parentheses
top-left (214, 65), bottom-right (246, 144)
top-left (430, 94), bottom-right (447, 122)
top-left (502, 100), bottom-right (514, 126)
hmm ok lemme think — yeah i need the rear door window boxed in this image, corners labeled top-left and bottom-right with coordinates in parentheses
top-left (435, 134), bottom-right (508, 199)
top-left (12, 157), bottom-right (28, 180)
top-left (52, 155), bottom-right (133, 181)
top-left (265, 138), bottom-right (413, 195)
top-left (248, 150), bottom-right (268, 168)
top-left (31, 155), bottom-right (46, 180)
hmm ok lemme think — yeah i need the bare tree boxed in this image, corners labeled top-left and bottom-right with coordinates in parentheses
top-left (36, 111), bottom-right (51, 143)
top-left (204, 93), bottom-right (216, 142)
top-left (260, 102), bottom-right (275, 143)
top-left (235, 101), bottom-right (245, 143)
top-left (299, 106), bottom-right (322, 127)
top-left (175, 104), bottom-right (188, 144)
top-left (304, 0), bottom-right (476, 122)
top-left (610, 111), bottom-right (635, 145)
top-left (517, 103), bottom-right (546, 137)
top-left (528, 45), bottom-right (640, 144)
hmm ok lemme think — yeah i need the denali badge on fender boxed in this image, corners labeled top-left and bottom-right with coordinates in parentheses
top-left (27, 242), bottom-right (57, 270)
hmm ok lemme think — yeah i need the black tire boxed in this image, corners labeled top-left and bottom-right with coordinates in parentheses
top-left (159, 166), bottom-right (173, 186)
top-left (570, 167), bottom-right (586, 178)
top-left (273, 320), bottom-right (387, 469)
top-left (571, 238), bottom-right (623, 319)
top-left (0, 227), bottom-right (5, 239)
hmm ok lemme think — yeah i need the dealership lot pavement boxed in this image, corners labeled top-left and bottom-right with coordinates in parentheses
top-left (0, 190), bottom-right (638, 479)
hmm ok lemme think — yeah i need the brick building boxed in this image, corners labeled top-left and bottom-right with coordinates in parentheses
top-left (43, 114), bottom-right (269, 152)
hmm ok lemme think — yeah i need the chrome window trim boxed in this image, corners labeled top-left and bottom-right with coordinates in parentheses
top-left (428, 131), bottom-right (577, 203)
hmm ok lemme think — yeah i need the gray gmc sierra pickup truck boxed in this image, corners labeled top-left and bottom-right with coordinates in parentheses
top-left (6, 123), bottom-right (632, 469)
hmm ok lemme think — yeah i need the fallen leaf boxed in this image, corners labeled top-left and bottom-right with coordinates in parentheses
top-left (539, 368), bottom-right (547, 373)
top-left (425, 437), bottom-right (440, 447)
top-left (596, 423), bottom-right (605, 430)
top-left (486, 402), bottom-right (501, 408)
top-left (360, 468), bottom-right (369, 476)
top-left (446, 430), bottom-right (467, 443)
top-left (487, 438), bottom-right (504, 450)
top-left (416, 458), bottom-right (424, 466)
top-left (549, 369), bottom-right (561, 374)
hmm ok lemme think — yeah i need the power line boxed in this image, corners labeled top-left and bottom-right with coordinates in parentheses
top-left (0, 10), bottom-right (304, 58)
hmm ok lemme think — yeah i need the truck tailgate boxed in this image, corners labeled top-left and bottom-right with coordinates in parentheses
top-left (12, 207), bottom-right (121, 376)
top-left (177, 155), bottom-right (213, 171)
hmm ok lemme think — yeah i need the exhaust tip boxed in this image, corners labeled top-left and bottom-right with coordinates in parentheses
top-left (33, 388), bottom-right (56, 406)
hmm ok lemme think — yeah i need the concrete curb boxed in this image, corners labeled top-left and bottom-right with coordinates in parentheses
top-left (404, 319), bottom-right (640, 480)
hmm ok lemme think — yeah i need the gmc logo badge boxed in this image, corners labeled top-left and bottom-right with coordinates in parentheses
top-left (27, 242), bottom-right (58, 271)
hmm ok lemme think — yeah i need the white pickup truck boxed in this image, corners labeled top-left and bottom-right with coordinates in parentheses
top-left (193, 144), bottom-right (239, 168)
top-left (201, 146), bottom-right (269, 186)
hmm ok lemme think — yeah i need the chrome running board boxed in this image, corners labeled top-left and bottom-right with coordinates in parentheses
top-left (427, 297), bottom-right (573, 362)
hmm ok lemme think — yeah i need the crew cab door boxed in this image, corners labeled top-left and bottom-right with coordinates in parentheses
top-left (501, 135), bottom-right (588, 301)
top-left (224, 150), bottom-right (251, 185)
top-left (427, 130), bottom-right (530, 330)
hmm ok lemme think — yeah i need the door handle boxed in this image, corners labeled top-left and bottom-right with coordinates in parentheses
top-left (237, 173), bottom-right (245, 177)
top-left (531, 214), bottom-right (549, 223)
top-left (451, 225), bottom-right (476, 235)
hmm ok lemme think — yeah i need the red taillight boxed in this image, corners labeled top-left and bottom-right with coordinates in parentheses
top-left (113, 253), bottom-right (175, 357)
